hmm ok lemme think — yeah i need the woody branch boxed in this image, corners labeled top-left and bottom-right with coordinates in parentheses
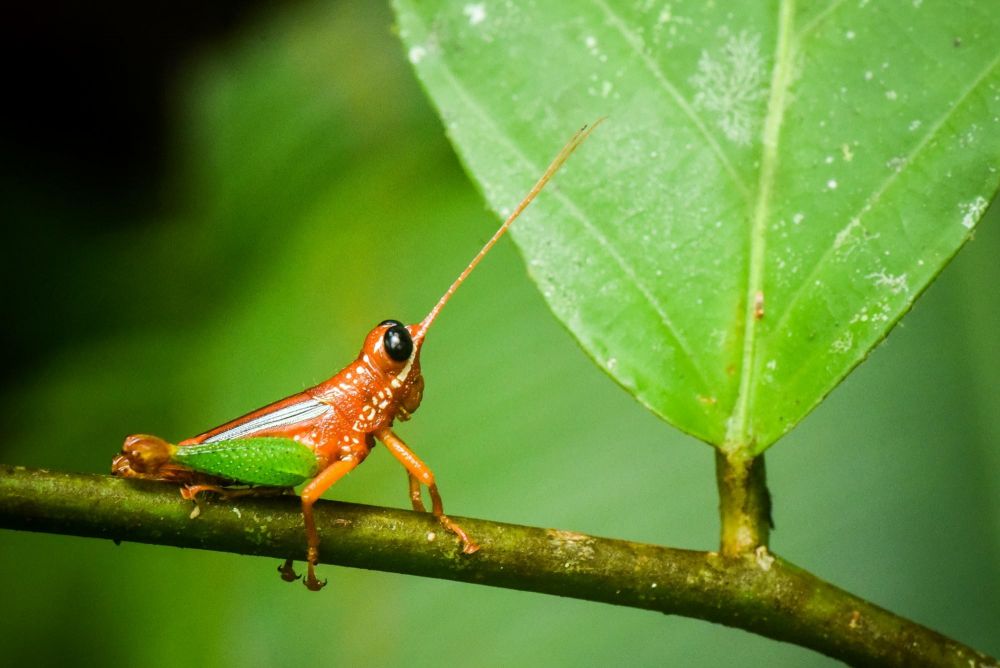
top-left (0, 465), bottom-right (994, 668)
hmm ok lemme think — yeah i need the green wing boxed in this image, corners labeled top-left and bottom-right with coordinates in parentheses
top-left (172, 437), bottom-right (321, 487)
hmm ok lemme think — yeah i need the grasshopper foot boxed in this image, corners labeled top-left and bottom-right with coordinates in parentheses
top-left (304, 570), bottom-right (327, 591)
top-left (438, 514), bottom-right (480, 554)
top-left (303, 548), bottom-right (327, 591)
top-left (278, 559), bottom-right (301, 582)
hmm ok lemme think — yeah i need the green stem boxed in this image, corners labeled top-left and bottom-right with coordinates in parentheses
top-left (0, 465), bottom-right (994, 668)
top-left (715, 449), bottom-right (772, 556)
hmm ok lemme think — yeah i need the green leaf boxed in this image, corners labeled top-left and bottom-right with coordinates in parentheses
top-left (394, 0), bottom-right (1000, 453)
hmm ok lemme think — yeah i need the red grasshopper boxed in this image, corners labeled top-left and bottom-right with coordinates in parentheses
top-left (112, 120), bottom-right (602, 590)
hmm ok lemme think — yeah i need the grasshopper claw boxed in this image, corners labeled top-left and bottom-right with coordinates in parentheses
top-left (278, 559), bottom-right (301, 582)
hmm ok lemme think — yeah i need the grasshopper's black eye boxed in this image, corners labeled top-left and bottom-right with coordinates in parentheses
top-left (383, 324), bottom-right (413, 362)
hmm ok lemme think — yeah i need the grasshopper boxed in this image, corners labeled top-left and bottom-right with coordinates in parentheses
top-left (112, 120), bottom-right (602, 590)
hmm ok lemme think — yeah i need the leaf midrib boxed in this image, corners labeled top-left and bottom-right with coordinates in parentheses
top-left (724, 0), bottom-right (797, 453)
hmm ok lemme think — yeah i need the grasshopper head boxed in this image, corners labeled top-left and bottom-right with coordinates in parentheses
top-left (361, 319), bottom-right (424, 419)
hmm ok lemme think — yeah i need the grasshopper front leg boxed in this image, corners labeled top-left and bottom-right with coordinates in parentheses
top-left (376, 428), bottom-right (479, 554)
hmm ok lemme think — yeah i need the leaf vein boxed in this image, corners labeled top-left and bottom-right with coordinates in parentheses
top-left (414, 52), bottom-right (718, 397)
top-left (591, 0), bottom-right (751, 201)
top-left (797, 0), bottom-right (849, 40)
top-left (770, 50), bottom-right (1000, 335)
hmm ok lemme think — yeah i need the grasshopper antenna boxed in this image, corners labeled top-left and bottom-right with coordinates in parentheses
top-left (416, 118), bottom-right (605, 341)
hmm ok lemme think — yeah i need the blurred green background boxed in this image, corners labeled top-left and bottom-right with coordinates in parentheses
top-left (1, 2), bottom-right (997, 666)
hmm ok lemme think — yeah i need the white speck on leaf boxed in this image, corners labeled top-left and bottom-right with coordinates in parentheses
top-left (585, 35), bottom-right (597, 49)
top-left (845, 30), bottom-right (856, 40)
top-left (463, 3), bottom-right (486, 25)
top-left (908, 119), bottom-right (922, 131)
top-left (834, 217), bottom-right (879, 255)
top-left (960, 196), bottom-right (988, 229)
top-left (827, 179), bottom-right (838, 190)
top-left (831, 331), bottom-right (854, 353)
top-left (408, 46), bottom-right (427, 64)
top-left (867, 271), bottom-right (909, 295)
top-left (691, 30), bottom-right (767, 145)
top-left (864, 70), bottom-right (873, 81)
top-left (959, 123), bottom-right (981, 148)
top-left (834, 219), bottom-right (860, 248)
top-left (885, 90), bottom-right (898, 101)
top-left (886, 156), bottom-right (907, 172)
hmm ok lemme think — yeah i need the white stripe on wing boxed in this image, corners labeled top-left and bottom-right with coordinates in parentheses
top-left (205, 397), bottom-right (331, 442)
